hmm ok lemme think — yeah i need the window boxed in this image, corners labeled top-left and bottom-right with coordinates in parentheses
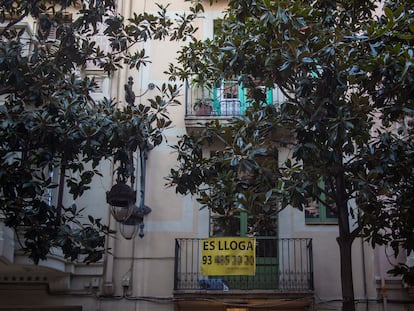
top-left (0, 21), bottom-right (33, 56)
top-left (85, 32), bottom-right (111, 70)
top-left (213, 79), bottom-right (241, 116)
top-left (305, 179), bottom-right (337, 224)
top-left (209, 79), bottom-right (274, 116)
top-left (85, 74), bottom-right (110, 101)
top-left (41, 13), bottom-right (72, 42)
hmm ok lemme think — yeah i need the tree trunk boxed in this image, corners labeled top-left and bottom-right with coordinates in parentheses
top-left (336, 172), bottom-right (356, 311)
top-left (337, 235), bottom-right (355, 311)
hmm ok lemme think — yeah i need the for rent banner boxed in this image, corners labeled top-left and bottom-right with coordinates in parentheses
top-left (200, 237), bottom-right (256, 276)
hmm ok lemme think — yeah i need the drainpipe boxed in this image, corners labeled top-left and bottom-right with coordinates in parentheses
top-left (102, 208), bottom-right (116, 296)
top-left (102, 162), bottom-right (117, 296)
top-left (101, 0), bottom-right (127, 296)
top-left (379, 247), bottom-right (388, 311)
top-left (361, 238), bottom-right (368, 311)
top-left (380, 274), bottom-right (388, 311)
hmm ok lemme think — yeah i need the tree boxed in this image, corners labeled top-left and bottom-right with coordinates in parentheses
top-left (169, 104), bottom-right (283, 232)
top-left (0, 0), bottom-right (200, 264)
top-left (166, 1), bottom-right (414, 310)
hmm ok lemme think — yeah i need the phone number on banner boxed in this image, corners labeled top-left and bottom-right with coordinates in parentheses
top-left (202, 254), bottom-right (255, 266)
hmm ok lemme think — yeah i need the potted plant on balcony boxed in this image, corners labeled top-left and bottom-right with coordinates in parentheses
top-left (194, 97), bottom-right (214, 116)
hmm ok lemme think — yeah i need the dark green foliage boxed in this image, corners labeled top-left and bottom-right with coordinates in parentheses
top-left (0, 0), bottom-right (200, 264)
top-left (168, 104), bottom-right (283, 235)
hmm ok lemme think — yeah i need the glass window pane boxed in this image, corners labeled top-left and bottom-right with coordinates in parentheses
top-left (210, 216), bottom-right (240, 237)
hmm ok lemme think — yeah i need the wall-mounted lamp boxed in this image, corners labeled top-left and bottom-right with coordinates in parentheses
top-left (119, 204), bottom-right (152, 239)
top-left (106, 76), bottom-right (153, 240)
top-left (106, 182), bottom-right (136, 222)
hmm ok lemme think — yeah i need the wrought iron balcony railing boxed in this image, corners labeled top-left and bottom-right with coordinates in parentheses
top-left (174, 237), bottom-right (313, 292)
top-left (185, 81), bottom-right (286, 118)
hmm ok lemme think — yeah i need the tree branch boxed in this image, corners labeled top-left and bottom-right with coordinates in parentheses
top-left (0, 86), bottom-right (15, 96)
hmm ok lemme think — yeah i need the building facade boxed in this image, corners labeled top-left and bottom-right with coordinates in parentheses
top-left (0, 1), bottom-right (413, 311)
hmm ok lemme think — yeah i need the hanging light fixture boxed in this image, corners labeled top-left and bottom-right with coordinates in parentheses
top-left (118, 204), bottom-right (152, 239)
top-left (106, 182), bottom-right (136, 222)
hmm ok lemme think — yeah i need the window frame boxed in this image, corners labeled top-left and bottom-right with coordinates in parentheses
top-left (209, 210), bottom-right (278, 238)
top-left (304, 179), bottom-right (338, 224)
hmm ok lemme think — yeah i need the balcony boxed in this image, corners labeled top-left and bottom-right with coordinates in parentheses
top-left (184, 81), bottom-right (286, 129)
top-left (0, 221), bottom-right (104, 293)
top-left (173, 237), bottom-right (313, 293)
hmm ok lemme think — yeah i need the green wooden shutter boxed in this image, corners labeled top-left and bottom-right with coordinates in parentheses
top-left (266, 89), bottom-right (273, 105)
top-left (213, 84), bottom-right (220, 115)
top-left (239, 83), bottom-right (247, 114)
